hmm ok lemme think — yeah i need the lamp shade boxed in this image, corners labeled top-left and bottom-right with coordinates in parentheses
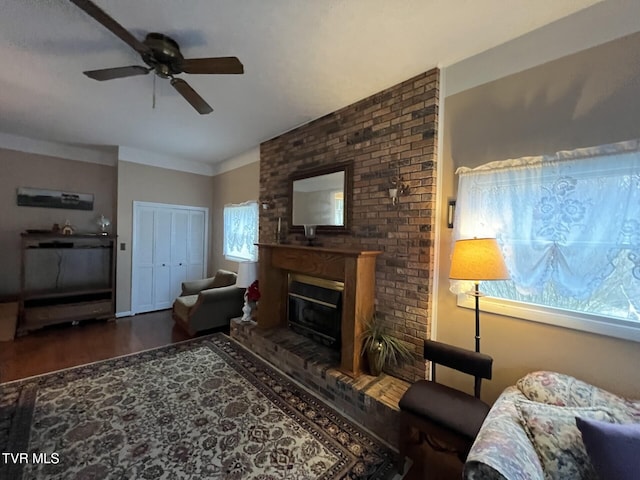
top-left (236, 261), bottom-right (258, 288)
top-left (449, 238), bottom-right (509, 281)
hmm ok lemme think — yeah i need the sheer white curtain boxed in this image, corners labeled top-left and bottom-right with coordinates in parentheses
top-left (223, 201), bottom-right (258, 262)
top-left (452, 139), bottom-right (640, 321)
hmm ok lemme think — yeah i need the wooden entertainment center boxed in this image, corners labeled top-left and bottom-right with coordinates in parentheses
top-left (18, 232), bottom-right (116, 335)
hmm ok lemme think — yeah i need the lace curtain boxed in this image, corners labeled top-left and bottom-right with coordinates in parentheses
top-left (452, 139), bottom-right (640, 319)
top-left (223, 201), bottom-right (258, 262)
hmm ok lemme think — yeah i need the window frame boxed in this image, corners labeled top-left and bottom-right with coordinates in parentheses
top-left (456, 293), bottom-right (640, 342)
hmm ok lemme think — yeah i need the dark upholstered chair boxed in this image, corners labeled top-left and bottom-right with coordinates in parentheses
top-left (397, 339), bottom-right (493, 473)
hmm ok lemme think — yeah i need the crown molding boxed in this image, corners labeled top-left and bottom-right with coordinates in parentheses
top-left (0, 132), bottom-right (117, 166)
top-left (117, 146), bottom-right (215, 176)
top-left (213, 146), bottom-right (260, 175)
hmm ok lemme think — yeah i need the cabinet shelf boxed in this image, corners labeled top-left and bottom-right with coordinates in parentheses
top-left (23, 287), bottom-right (113, 301)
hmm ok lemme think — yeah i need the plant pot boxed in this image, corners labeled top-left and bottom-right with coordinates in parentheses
top-left (366, 346), bottom-right (383, 376)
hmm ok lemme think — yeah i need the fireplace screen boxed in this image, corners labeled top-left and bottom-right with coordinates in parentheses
top-left (288, 275), bottom-right (343, 350)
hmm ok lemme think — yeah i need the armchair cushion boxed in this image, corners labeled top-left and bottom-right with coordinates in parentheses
top-left (172, 294), bottom-right (199, 320)
top-left (516, 400), bottom-right (618, 480)
top-left (210, 270), bottom-right (237, 288)
top-left (180, 269), bottom-right (238, 296)
top-left (180, 278), bottom-right (217, 296)
top-left (517, 371), bottom-right (630, 410)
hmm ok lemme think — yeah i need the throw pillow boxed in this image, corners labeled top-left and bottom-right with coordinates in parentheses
top-left (516, 399), bottom-right (617, 480)
top-left (517, 371), bottom-right (630, 411)
top-left (576, 416), bottom-right (640, 480)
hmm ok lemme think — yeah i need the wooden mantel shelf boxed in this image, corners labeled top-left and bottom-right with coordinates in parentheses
top-left (256, 243), bottom-right (382, 257)
top-left (257, 243), bottom-right (382, 378)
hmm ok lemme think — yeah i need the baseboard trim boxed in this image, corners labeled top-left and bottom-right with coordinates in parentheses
top-left (115, 311), bottom-right (133, 318)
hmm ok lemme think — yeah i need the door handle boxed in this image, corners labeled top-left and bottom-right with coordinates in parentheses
top-left (179, 263), bottom-right (183, 266)
top-left (162, 263), bottom-right (166, 266)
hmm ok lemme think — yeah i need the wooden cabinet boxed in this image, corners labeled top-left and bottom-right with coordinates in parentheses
top-left (18, 233), bottom-right (116, 334)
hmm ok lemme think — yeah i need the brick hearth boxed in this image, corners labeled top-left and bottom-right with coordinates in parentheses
top-left (231, 319), bottom-right (410, 446)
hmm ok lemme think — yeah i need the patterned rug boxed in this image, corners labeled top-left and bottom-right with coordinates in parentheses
top-left (0, 334), bottom-right (398, 479)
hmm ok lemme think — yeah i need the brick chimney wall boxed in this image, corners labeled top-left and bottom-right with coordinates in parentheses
top-left (259, 68), bottom-right (439, 382)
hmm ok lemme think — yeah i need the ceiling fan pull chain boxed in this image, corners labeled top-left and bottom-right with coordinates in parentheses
top-left (152, 74), bottom-right (156, 109)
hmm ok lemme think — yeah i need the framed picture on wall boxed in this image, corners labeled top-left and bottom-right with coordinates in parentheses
top-left (17, 187), bottom-right (94, 211)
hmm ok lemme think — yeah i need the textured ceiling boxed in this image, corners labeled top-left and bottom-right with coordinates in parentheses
top-left (0, 0), bottom-right (606, 166)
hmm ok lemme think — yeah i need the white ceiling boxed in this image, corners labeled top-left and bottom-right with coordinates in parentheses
top-left (0, 0), bottom-right (609, 167)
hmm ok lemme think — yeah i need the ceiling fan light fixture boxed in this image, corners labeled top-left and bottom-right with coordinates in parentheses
top-left (155, 64), bottom-right (171, 79)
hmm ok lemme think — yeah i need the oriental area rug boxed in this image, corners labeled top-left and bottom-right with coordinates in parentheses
top-left (0, 334), bottom-right (398, 480)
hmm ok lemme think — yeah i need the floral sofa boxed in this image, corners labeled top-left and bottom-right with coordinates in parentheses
top-left (463, 371), bottom-right (640, 480)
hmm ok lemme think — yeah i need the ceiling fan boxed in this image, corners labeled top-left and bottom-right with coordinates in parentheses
top-left (70, 0), bottom-right (244, 114)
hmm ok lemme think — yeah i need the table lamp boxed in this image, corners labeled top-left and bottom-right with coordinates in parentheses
top-left (449, 238), bottom-right (509, 352)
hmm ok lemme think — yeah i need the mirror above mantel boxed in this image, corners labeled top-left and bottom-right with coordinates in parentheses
top-left (289, 162), bottom-right (352, 234)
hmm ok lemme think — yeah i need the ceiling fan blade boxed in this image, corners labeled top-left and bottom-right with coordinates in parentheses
top-left (69, 0), bottom-right (150, 55)
top-left (83, 65), bottom-right (150, 81)
top-left (181, 57), bottom-right (244, 75)
top-left (170, 78), bottom-right (213, 114)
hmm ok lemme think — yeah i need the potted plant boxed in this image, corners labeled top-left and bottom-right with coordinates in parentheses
top-left (361, 314), bottom-right (413, 376)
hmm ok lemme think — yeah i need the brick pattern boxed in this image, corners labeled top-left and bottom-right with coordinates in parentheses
top-left (230, 319), bottom-right (410, 446)
top-left (259, 68), bottom-right (439, 382)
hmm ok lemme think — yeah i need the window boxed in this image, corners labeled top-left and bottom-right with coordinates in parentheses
top-left (223, 201), bottom-right (258, 262)
top-left (452, 139), bottom-right (640, 341)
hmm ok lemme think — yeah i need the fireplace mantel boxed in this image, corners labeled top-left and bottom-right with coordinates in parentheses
top-left (257, 243), bottom-right (382, 377)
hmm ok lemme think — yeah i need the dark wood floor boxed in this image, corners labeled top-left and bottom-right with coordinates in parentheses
top-left (0, 311), bottom-right (460, 479)
top-left (0, 310), bottom-right (190, 382)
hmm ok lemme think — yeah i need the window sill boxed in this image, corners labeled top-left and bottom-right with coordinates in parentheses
top-left (225, 255), bottom-right (257, 263)
top-left (456, 294), bottom-right (640, 343)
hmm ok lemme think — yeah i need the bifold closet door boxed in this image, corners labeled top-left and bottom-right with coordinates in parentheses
top-left (153, 208), bottom-right (173, 310)
top-left (132, 203), bottom-right (208, 314)
top-left (187, 210), bottom-right (206, 282)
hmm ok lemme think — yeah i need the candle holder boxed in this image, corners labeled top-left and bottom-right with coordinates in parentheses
top-left (276, 217), bottom-right (288, 244)
top-left (303, 224), bottom-right (317, 246)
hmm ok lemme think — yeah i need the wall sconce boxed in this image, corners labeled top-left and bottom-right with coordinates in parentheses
top-left (389, 176), bottom-right (409, 206)
top-left (260, 196), bottom-right (275, 210)
top-left (447, 199), bottom-right (456, 228)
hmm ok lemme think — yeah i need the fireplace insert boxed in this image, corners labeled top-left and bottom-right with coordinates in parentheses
top-left (287, 275), bottom-right (343, 350)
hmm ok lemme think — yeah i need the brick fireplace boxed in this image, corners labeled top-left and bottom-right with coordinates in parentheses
top-left (257, 243), bottom-right (381, 378)
top-left (259, 68), bottom-right (439, 382)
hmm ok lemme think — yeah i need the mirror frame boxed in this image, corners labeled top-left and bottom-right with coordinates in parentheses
top-left (288, 161), bottom-right (352, 234)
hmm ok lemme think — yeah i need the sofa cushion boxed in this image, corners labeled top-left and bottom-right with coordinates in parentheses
top-left (517, 371), bottom-right (630, 411)
top-left (516, 399), bottom-right (620, 480)
top-left (173, 294), bottom-right (199, 320)
top-left (576, 417), bottom-right (640, 480)
top-left (211, 269), bottom-right (238, 288)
